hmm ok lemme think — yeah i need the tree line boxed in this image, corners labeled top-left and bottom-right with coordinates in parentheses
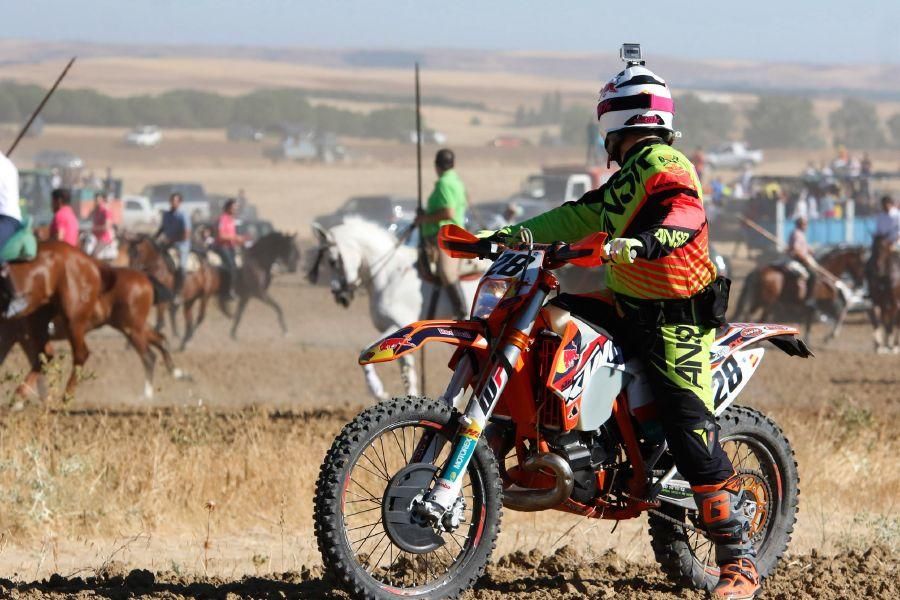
top-left (0, 82), bottom-right (421, 140)
top-left (523, 92), bottom-right (900, 150)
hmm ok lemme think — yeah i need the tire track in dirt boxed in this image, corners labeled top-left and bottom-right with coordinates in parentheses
top-left (4, 544), bottom-right (895, 599)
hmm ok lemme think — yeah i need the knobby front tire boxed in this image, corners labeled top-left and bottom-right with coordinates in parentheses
top-left (314, 396), bottom-right (502, 600)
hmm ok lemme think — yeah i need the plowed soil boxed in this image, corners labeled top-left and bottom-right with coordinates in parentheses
top-left (2, 544), bottom-right (895, 599)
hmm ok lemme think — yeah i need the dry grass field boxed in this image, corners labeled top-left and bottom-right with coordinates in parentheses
top-left (0, 50), bottom-right (896, 597)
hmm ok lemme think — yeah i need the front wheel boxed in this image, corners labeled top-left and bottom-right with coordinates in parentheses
top-left (648, 405), bottom-right (799, 591)
top-left (314, 396), bottom-right (502, 600)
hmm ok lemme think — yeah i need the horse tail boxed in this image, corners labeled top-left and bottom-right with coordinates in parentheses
top-left (149, 275), bottom-right (174, 305)
top-left (733, 268), bottom-right (759, 321)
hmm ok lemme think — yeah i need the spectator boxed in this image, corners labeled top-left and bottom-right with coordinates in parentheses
top-left (49, 188), bottom-right (79, 247)
top-left (691, 147), bottom-right (705, 183)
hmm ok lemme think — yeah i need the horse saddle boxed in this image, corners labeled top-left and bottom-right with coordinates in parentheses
top-left (204, 249), bottom-right (242, 269)
top-left (0, 217), bottom-right (37, 262)
top-left (167, 247), bottom-right (203, 273)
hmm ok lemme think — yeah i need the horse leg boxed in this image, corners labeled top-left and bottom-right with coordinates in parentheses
top-left (362, 363), bottom-right (389, 401)
top-left (230, 295), bottom-right (249, 340)
top-left (258, 291), bottom-right (287, 335)
top-left (179, 300), bottom-right (195, 352)
top-left (825, 300), bottom-right (848, 344)
top-left (125, 330), bottom-right (157, 400)
top-left (155, 303), bottom-right (166, 333)
top-left (400, 353), bottom-right (418, 397)
top-left (63, 324), bottom-right (90, 401)
top-left (147, 328), bottom-right (189, 380)
top-left (169, 302), bottom-right (180, 338)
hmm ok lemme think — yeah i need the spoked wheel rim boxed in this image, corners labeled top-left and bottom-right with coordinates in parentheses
top-left (339, 419), bottom-right (487, 593)
top-left (685, 433), bottom-right (782, 575)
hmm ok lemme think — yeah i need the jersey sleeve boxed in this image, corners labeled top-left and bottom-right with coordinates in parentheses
top-left (625, 166), bottom-right (706, 260)
top-left (502, 188), bottom-right (607, 244)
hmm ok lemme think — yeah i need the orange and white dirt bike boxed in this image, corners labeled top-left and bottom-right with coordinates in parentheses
top-left (314, 225), bottom-right (812, 600)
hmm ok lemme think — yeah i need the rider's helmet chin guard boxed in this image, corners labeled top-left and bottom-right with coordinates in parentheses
top-left (597, 62), bottom-right (677, 163)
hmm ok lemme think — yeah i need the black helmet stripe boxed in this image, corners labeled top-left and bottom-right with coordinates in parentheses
top-left (616, 74), bottom-right (666, 87)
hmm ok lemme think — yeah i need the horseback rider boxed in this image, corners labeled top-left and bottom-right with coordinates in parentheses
top-left (482, 53), bottom-right (760, 599)
top-left (0, 150), bottom-right (27, 317)
top-left (89, 191), bottom-right (116, 259)
top-left (214, 198), bottom-right (244, 300)
top-left (415, 148), bottom-right (469, 319)
top-left (866, 195), bottom-right (900, 290)
top-left (154, 192), bottom-right (191, 306)
top-left (786, 216), bottom-right (819, 308)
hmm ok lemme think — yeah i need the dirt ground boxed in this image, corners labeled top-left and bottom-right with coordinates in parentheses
top-left (0, 103), bottom-right (898, 596)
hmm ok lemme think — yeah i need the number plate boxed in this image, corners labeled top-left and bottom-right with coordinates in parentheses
top-left (485, 250), bottom-right (543, 289)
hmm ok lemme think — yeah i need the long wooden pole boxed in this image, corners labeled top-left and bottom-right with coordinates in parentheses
top-left (6, 57), bottom-right (76, 156)
top-left (415, 62), bottom-right (430, 397)
top-left (739, 215), bottom-right (841, 284)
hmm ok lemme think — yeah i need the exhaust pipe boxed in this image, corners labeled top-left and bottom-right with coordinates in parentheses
top-left (502, 452), bottom-right (574, 512)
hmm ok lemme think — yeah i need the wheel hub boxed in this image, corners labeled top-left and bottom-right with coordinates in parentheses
top-left (738, 469), bottom-right (772, 540)
top-left (382, 463), bottom-right (445, 554)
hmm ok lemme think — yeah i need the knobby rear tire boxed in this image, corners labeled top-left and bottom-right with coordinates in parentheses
top-left (314, 396), bottom-right (503, 600)
top-left (648, 405), bottom-right (799, 592)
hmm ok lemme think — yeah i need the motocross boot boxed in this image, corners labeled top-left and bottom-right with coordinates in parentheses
top-left (693, 474), bottom-right (761, 600)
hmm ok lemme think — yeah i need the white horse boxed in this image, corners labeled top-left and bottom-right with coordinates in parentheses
top-left (311, 218), bottom-right (480, 400)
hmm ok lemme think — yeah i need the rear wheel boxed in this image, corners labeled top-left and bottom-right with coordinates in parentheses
top-left (648, 405), bottom-right (799, 591)
top-left (314, 396), bottom-right (502, 600)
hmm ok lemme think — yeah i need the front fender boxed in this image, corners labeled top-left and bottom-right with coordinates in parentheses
top-left (359, 320), bottom-right (488, 365)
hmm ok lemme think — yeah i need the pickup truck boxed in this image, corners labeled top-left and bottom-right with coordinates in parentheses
top-left (515, 164), bottom-right (616, 205)
top-left (142, 182), bottom-right (211, 223)
top-left (706, 142), bottom-right (763, 170)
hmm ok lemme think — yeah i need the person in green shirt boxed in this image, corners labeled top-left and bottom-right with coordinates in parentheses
top-left (415, 148), bottom-right (469, 318)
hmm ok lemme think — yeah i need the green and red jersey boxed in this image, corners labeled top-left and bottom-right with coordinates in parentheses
top-left (502, 139), bottom-right (716, 300)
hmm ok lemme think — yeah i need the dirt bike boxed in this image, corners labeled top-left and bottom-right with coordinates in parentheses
top-left (314, 225), bottom-right (811, 599)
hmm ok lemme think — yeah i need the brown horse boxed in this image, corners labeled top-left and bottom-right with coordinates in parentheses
top-left (230, 232), bottom-right (300, 339)
top-left (126, 236), bottom-right (228, 350)
top-left (867, 236), bottom-right (900, 353)
top-left (0, 242), bottom-right (185, 400)
top-left (733, 245), bottom-right (866, 343)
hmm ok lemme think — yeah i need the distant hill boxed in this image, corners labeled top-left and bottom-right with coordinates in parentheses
top-left (1, 39), bottom-right (898, 100)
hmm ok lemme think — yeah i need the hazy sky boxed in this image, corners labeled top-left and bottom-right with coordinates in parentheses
top-left (6, 0), bottom-right (900, 65)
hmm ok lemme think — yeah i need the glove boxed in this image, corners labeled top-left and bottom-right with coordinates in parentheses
top-left (475, 228), bottom-right (511, 242)
top-left (607, 238), bottom-right (642, 264)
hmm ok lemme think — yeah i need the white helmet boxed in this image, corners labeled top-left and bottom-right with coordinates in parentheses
top-left (596, 65), bottom-right (675, 147)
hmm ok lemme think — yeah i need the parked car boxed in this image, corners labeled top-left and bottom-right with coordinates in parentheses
top-left (121, 195), bottom-right (158, 231)
top-left (226, 124), bottom-right (264, 142)
top-left (125, 126), bottom-right (162, 147)
top-left (706, 142), bottom-right (763, 169)
top-left (264, 132), bottom-right (346, 164)
top-left (408, 129), bottom-right (447, 144)
top-left (141, 182), bottom-right (211, 222)
top-left (33, 149), bottom-right (83, 170)
top-left (313, 195), bottom-right (416, 234)
top-left (488, 135), bottom-right (531, 148)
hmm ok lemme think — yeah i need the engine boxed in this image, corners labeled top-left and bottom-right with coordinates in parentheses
top-left (549, 426), bottom-right (618, 504)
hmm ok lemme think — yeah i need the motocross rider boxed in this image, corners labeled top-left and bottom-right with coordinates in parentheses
top-left (484, 56), bottom-right (759, 599)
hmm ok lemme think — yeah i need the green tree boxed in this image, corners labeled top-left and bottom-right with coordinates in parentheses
top-left (887, 113), bottom-right (900, 148)
top-left (744, 95), bottom-right (822, 148)
top-left (829, 98), bottom-right (886, 149)
top-left (674, 93), bottom-right (736, 149)
top-left (560, 105), bottom-right (593, 145)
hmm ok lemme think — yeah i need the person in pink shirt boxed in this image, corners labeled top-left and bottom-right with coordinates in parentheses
top-left (214, 198), bottom-right (244, 300)
top-left (50, 188), bottom-right (79, 247)
top-left (89, 192), bottom-right (118, 260)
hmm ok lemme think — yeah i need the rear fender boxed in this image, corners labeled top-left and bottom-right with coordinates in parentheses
top-left (712, 323), bottom-right (814, 366)
top-left (710, 323), bottom-right (813, 415)
top-left (359, 320), bottom-right (488, 365)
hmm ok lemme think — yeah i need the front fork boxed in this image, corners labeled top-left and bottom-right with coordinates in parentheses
top-left (418, 287), bottom-right (549, 518)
